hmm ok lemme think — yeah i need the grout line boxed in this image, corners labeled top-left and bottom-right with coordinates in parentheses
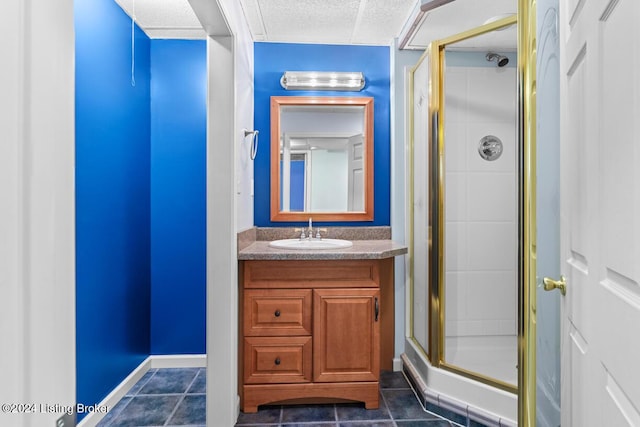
top-left (163, 369), bottom-right (200, 426)
top-left (163, 394), bottom-right (186, 426)
top-left (98, 395), bottom-right (134, 427)
top-left (378, 390), bottom-right (398, 427)
top-left (127, 369), bottom-right (157, 397)
top-left (184, 370), bottom-right (200, 394)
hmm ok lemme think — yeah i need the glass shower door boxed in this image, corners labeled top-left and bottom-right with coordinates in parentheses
top-left (436, 18), bottom-right (519, 393)
top-left (410, 50), bottom-right (431, 356)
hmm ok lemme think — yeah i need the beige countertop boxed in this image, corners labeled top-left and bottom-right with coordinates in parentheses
top-left (238, 239), bottom-right (407, 261)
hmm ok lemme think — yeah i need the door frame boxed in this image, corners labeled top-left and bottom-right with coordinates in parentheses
top-left (518, 0), bottom-right (538, 426)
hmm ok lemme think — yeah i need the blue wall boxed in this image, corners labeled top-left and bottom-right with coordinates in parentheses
top-left (253, 43), bottom-right (391, 227)
top-left (150, 40), bottom-right (207, 355)
top-left (76, 0), bottom-right (208, 409)
top-left (75, 0), bottom-right (151, 409)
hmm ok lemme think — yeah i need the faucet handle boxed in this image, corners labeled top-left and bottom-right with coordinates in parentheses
top-left (315, 228), bottom-right (328, 239)
top-left (294, 228), bottom-right (306, 239)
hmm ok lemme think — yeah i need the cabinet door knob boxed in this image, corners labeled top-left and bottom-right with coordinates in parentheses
top-left (274, 309), bottom-right (281, 317)
top-left (274, 357), bottom-right (281, 366)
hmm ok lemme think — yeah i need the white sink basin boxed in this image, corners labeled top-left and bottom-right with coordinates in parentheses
top-left (268, 238), bottom-right (353, 250)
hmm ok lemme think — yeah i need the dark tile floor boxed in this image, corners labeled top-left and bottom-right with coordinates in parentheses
top-left (96, 368), bottom-right (477, 427)
top-left (97, 368), bottom-right (206, 427)
top-left (236, 371), bottom-right (466, 427)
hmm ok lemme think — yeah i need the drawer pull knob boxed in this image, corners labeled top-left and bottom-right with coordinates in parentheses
top-left (274, 309), bottom-right (281, 317)
top-left (275, 357), bottom-right (281, 366)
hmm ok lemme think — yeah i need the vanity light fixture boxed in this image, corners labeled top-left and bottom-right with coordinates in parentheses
top-left (280, 71), bottom-right (365, 91)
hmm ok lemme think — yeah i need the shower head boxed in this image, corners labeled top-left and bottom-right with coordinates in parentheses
top-left (486, 52), bottom-right (509, 67)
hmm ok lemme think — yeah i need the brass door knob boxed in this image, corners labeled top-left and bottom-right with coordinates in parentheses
top-left (543, 276), bottom-right (566, 296)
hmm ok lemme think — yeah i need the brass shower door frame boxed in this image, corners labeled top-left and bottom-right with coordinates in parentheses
top-left (517, 1), bottom-right (537, 426)
top-left (427, 14), bottom-right (520, 395)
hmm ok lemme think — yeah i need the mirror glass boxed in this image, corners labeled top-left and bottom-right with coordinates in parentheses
top-left (270, 97), bottom-right (374, 222)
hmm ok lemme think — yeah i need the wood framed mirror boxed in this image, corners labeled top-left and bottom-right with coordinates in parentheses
top-left (270, 96), bottom-right (374, 222)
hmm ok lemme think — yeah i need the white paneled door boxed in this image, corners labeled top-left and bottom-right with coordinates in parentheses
top-left (558, 0), bottom-right (640, 426)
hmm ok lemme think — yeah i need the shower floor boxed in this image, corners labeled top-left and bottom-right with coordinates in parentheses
top-left (444, 335), bottom-right (517, 386)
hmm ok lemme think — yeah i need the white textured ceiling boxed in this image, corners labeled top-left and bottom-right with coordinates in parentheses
top-left (239, 0), bottom-right (417, 45)
top-left (113, 0), bottom-right (516, 49)
top-left (114, 0), bottom-right (207, 39)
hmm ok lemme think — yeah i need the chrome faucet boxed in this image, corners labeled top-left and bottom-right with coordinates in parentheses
top-left (315, 228), bottom-right (327, 239)
top-left (308, 218), bottom-right (313, 239)
top-left (294, 227), bottom-right (306, 240)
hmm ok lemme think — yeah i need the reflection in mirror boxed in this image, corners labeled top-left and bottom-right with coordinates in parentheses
top-left (270, 97), bottom-right (374, 222)
top-left (440, 21), bottom-right (518, 390)
top-left (280, 107), bottom-right (365, 212)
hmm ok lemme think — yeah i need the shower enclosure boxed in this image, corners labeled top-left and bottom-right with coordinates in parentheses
top-left (441, 45), bottom-right (518, 391)
top-left (405, 15), bottom-right (520, 424)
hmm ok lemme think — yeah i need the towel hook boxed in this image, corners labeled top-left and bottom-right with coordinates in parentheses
top-left (243, 129), bottom-right (259, 160)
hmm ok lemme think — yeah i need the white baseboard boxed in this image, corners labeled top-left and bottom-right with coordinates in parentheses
top-left (235, 394), bottom-right (241, 423)
top-left (393, 357), bottom-right (403, 372)
top-left (77, 354), bottom-right (206, 427)
top-left (149, 354), bottom-right (206, 369)
top-left (77, 358), bottom-right (152, 427)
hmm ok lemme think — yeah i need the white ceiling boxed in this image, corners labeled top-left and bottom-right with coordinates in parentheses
top-left (238, 0), bottom-right (417, 45)
top-left (114, 0), bottom-right (207, 40)
top-left (402, 0), bottom-right (517, 50)
top-left (114, 0), bottom-right (517, 50)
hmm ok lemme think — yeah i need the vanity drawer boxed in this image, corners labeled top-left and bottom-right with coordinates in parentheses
top-left (244, 336), bottom-right (312, 384)
top-left (244, 289), bottom-right (312, 336)
top-left (244, 260), bottom-right (380, 289)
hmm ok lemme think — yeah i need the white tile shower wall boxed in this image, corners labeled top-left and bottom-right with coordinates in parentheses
top-left (444, 66), bottom-right (517, 337)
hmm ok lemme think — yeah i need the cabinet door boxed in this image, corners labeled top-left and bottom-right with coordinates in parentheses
top-left (313, 288), bottom-right (380, 382)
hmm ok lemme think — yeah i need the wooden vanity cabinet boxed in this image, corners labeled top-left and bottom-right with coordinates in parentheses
top-left (239, 258), bottom-right (394, 413)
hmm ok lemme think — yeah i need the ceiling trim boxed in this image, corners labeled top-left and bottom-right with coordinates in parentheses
top-left (398, 0), bottom-right (456, 49)
top-left (188, 0), bottom-right (231, 37)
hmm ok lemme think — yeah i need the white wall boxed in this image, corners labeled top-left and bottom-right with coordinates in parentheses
top-left (0, 1), bottom-right (76, 426)
top-left (443, 65), bottom-right (518, 338)
top-left (282, 110), bottom-right (363, 135)
top-left (192, 0), bottom-right (255, 233)
top-left (195, 0), bottom-right (254, 425)
top-left (535, 0), bottom-right (561, 425)
top-left (230, 1), bottom-right (255, 232)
